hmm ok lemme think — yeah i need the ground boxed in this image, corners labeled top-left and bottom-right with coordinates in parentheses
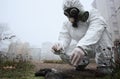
top-left (34, 62), bottom-right (97, 71)
top-left (34, 62), bottom-right (98, 79)
top-left (33, 61), bottom-right (120, 79)
top-left (0, 60), bottom-right (119, 79)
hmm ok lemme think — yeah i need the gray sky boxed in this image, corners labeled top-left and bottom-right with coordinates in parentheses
top-left (0, 0), bottom-right (94, 47)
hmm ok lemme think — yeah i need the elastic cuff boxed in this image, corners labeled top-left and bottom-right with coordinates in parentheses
top-left (77, 46), bottom-right (88, 56)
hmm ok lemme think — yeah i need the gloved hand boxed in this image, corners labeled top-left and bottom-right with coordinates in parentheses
top-left (70, 47), bottom-right (85, 66)
top-left (51, 42), bottom-right (64, 55)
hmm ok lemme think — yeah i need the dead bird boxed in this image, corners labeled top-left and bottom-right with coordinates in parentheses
top-left (35, 68), bottom-right (52, 76)
top-left (45, 71), bottom-right (64, 79)
top-left (35, 68), bottom-right (64, 79)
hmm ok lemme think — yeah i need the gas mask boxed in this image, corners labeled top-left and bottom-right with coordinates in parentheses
top-left (64, 7), bottom-right (89, 27)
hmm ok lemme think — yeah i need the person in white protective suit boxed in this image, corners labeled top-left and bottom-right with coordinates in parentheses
top-left (51, 0), bottom-right (114, 75)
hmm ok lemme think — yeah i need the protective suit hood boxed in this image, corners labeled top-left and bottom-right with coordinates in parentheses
top-left (63, 0), bottom-right (83, 11)
top-left (63, 0), bottom-right (89, 26)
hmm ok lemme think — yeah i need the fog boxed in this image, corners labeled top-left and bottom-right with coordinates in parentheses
top-left (0, 0), bottom-right (94, 47)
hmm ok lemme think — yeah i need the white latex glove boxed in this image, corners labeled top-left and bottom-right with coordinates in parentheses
top-left (70, 47), bottom-right (85, 66)
top-left (51, 42), bottom-right (64, 55)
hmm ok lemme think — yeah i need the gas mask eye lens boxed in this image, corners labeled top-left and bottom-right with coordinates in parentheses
top-left (64, 7), bottom-right (79, 17)
top-left (64, 11), bottom-right (69, 17)
top-left (70, 8), bottom-right (79, 16)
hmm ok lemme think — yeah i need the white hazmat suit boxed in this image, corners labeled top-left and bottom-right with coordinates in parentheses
top-left (52, 0), bottom-right (114, 68)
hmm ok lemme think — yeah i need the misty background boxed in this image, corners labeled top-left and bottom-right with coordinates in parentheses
top-left (0, 0), bottom-right (120, 61)
top-left (0, 0), bottom-right (94, 47)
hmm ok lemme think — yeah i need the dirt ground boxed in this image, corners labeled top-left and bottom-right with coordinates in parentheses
top-left (34, 62), bottom-right (97, 72)
top-left (33, 60), bottom-right (99, 79)
top-left (33, 59), bottom-right (97, 72)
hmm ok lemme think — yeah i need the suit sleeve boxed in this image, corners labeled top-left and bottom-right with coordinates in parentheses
top-left (58, 22), bottom-right (72, 50)
top-left (77, 9), bottom-right (106, 52)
